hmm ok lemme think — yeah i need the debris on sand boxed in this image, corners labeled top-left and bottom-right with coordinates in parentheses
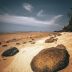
top-left (6, 39), bottom-right (17, 43)
top-left (2, 47), bottom-right (19, 57)
top-left (48, 32), bottom-right (62, 37)
top-left (3, 58), bottom-right (7, 60)
top-left (31, 45), bottom-right (69, 72)
top-left (32, 38), bottom-right (34, 40)
top-left (2, 44), bottom-right (7, 47)
top-left (0, 42), bottom-right (1, 45)
top-left (29, 41), bottom-right (32, 42)
top-left (45, 37), bottom-right (58, 43)
top-left (6, 40), bottom-right (10, 43)
top-left (52, 32), bottom-right (62, 37)
top-left (31, 42), bottom-right (35, 44)
top-left (29, 36), bottom-right (32, 39)
top-left (16, 43), bottom-right (20, 45)
top-left (23, 42), bottom-right (26, 44)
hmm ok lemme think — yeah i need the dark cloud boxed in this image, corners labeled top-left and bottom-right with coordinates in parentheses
top-left (0, 0), bottom-right (72, 32)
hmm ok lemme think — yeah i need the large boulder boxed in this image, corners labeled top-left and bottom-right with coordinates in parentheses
top-left (31, 45), bottom-right (69, 72)
top-left (2, 47), bottom-right (19, 57)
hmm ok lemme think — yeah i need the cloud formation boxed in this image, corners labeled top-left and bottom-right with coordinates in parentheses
top-left (37, 9), bottom-right (44, 17)
top-left (0, 14), bottom-right (63, 26)
top-left (23, 3), bottom-right (33, 12)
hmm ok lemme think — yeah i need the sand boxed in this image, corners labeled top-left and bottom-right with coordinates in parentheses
top-left (0, 32), bottom-right (72, 72)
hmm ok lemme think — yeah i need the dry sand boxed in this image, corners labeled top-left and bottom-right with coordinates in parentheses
top-left (0, 32), bottom-right (72, 72)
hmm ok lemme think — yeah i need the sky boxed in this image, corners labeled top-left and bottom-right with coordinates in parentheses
top-left (0, 0), bottom-right (72, 33)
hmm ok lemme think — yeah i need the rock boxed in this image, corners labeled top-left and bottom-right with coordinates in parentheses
top-left (16, 43), bottom-right (20, 45)
top-left (0, 42), bottom-right (1, 45)
top-left (23, 42), bottom-right (26, 44)
top-left (32, 38), bottom-right (34, 40)
top-left (6, 39), bottom-right (17, 43)
top-left (2, 45), bottom-right (7, 47)
top-left (56, 44), bottom-right (66, 49)
top-left (29, 41), bottom-right (32, 42)
top-left (31, 45), bottom-right (69, 72)
top-left (51, 32), bottom-right (62, 37)
top-left (2, 47), bottom-right (19, 57)
top-left (31, 42), bottom-right (35, 44)
top-left (45, 37), bottom-right (58, 43)
top-left (11, 39), bottom-right (17, 42)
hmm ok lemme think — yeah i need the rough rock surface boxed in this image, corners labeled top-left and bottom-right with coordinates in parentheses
top-left (45, 37), bottom-right (58, 43)
top-left (31, 45), bottom-right (69, 72)
top-left (2, 47), bottom-right (19, 57)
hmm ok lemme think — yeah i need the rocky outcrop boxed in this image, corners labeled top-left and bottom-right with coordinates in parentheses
top-left (31, 45), bottom-right (69, 72)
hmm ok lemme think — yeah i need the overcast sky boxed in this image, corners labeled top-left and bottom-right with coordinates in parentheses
top-left (0, 0), bottom-right (72, 32)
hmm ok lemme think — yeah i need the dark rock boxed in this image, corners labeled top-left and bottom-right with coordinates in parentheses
top-left (16, 43), bottom-right (20, 45)
top-left (3, 58), bottom-right (7, 60)
top-left (31, 45), bottom-right (69, 72)
top-left (29, 41), bottom-right (32, 42)
top-left (45, 37), bottom-right (58, 43)
top-left (53, 32), bottom-right (62, 37)
top-left (11, 39), bottom-right (17, 42)
top-left (2, 47), bottom-right (19, 57)
top-left (0, 42), bottom-right (1, 45)
top-left (6, 41), bottom-right (10, 43)
top-left (31, 42), bottom-right (35, 44)
top-left (6, 39), bottom-right (17, 43)
top-left (23, 42), bottom-right (26, 44)
top-left (56, 44), bottom-right (66, 49)
top-left (51, 32), bottom-right (62, 37)
top-left (32, 39), bottom-right (34, 40)
top-left (2, 45), bottom-right (7, 47)
top-left (30, 36), bottom-right (32, 39)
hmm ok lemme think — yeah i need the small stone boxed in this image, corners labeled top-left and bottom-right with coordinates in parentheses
top-left (0, 42), bottom-right (1, 45)
top-left (16, 43), bottom-right (20, 45)
top-left (2, 45), bottom-right (7, 47)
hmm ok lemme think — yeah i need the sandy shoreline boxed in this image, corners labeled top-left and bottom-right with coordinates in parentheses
top-left (0, 32), bottom-right (72, 72)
